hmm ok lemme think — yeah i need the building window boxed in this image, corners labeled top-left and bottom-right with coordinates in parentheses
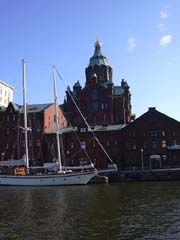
top-left (36, 127), bottom-right (41, 132)
top-left (132, 144), bottom-right (136, 150)
top-left (80, 128), bottom-right (86, 132)
top-left (162, 140), bottom-right (166, 148)
top-left (83, 104), bottom-right (89, 111)
top-left (152, 141), bottom-right (157, 149)
top-left (29, 140), bottom-right (32, 147)
top-left (0, 88), bottom-right (2, 94)
top-left (72, 91), bottom-right (77, 99)
top-left (71, 142), bottom-right (74, 149)
top-left (73, 117), bottom-right (77, 125)
top-left (150, 129), bottom-right (157, 138)
top-left (7, 115), bottom-right (9, 122)
top-left (114, 140), bottom-right (118, 145)
top-left (54, 115), bottom-right (59, 123)
top-left (36, 139), bottom-right (41, 147)
top-left (107, 140), bottom-right (110, 147)
top-left (91, 89), bottom-right (98, 100)
top-left (173, 140), bottom-right (177, 145)
top-left (162, 155), bottom-right (167, 161)
top-left (22, 140), bottom-right (25, 148)
top-left (13, 114), bottom-right (16, 121)
top-left (92, 140), bottom-right (96, 148)
top-left (79, 157), bottom-right (89, 166)
top-left (80, 141), bottom-right (86, 149)
top-left (162, 130), bottom-right (165, 136)
top-left (115, 115), bottom-right (120, 123)
top-left (6, 128), bottom-right (9, 135)
top-left (101, 103), bottom-right (108, 110)
top-left (92, 102), bottom-right (98, 112)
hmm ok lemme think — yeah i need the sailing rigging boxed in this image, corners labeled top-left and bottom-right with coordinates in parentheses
top-left (0, 60), bottom-right (97, 186)
top-left (55, 67), bottom-right (118, 173)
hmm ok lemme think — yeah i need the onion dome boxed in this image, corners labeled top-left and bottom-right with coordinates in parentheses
top-left (88, 40), bottom-right (109, 67)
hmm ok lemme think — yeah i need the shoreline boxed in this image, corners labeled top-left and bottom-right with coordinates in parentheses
top-left (108, 168), bottom-right (180, 182)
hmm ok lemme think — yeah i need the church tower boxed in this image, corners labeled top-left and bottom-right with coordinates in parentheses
top-left (62, 40), bottom-right (134, 126)
top-left (85, 40), bottom-right (112, 86)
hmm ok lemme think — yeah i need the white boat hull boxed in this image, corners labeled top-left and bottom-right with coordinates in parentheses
top-left (0, 172), bottom-right (96, 186)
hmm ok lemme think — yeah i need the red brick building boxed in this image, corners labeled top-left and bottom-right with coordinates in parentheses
top-left (60, 124), bottom-right (125, 169)
top-left (1, 41), bottom-right (180, 171)
top-left (60, 40), bottom-right (134, 168)
top-left (122, 107), bottom-right (180, 170)
top-left (60, 41), bottom-right (180, 170)
top-left (0, 102), bottom-right (67, 164)
top-left (62, 40), bottom-right (134, 126)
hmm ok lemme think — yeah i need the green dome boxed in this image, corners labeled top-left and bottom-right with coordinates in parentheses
top-left (88, 40), bottom-right (109, 67)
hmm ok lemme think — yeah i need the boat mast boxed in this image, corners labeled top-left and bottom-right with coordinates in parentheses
top-left (22, 59), bottom-right (29, 173)
top-left (53, 65), bottom-right (62, 172)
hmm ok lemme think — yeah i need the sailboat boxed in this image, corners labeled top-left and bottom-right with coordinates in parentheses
top-left (0, 60), bottom-right (97, 186)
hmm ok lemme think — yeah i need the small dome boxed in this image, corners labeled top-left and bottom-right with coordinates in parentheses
top-left (88, 40), bottom-right (109, 67)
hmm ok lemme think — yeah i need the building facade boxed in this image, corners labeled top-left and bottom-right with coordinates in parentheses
top-left (122, 107), bottom-right (180, 170)
top-left (1, 41), bottom-right (180, 171)
top-left (60, 40), bottom-right (134, 168)
top-left (0, 102), bottom-right (67, 164)
top-left (0, 81), bottom-right (13, 107)
top-left (62, 40), bottom-right (134, 127)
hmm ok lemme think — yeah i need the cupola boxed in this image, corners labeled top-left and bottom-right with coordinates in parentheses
top-left (85, 40), bottom-right (112, 86)
top-left (88, 40), bottom-right (109, 67)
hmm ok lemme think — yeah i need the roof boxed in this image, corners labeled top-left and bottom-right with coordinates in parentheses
top-left (26, 103), bottom-right (52, 113)
top-left (167, 145), bottom-right (180, 150)
top-left (114, 86), bottom-right (124, 96)
top-left (0, 80), bottom-right (14, 90)
top-left (92, 124), bottom-right (126, 132)
top-left (45, 124), bottom-right (126, 135)
top-left (88, 41), bottom-right (109, 67)
top-left (124, 107), bottom-right (180, 130)
top-left (0, 106), bottom-right (6, 112)
top-left (12, 102), bottom-right (22, 111)
top-left (10, 103), bottom-right (53, 113)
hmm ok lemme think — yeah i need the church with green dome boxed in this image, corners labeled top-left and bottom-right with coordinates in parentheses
top-left (62, 40), bottom-right (134, 127)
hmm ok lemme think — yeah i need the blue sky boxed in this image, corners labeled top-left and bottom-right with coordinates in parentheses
top-left (0, 0), bottom-right (180, 120)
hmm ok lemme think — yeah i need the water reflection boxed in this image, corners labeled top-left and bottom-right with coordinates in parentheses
top-left (0, 182), bottom-right (180, 239)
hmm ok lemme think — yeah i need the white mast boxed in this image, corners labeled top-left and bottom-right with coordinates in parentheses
top-left (22, 59), bottom-right (29, 173)
top-left (53, 65), bottom-right (62, 172)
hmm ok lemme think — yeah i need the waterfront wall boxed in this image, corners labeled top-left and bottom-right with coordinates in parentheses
top-left (109, 169), bottom-right (180, 182)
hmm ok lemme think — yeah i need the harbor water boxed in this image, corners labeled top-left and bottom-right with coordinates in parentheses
top-left (0, 182), bottom-right (180, 240)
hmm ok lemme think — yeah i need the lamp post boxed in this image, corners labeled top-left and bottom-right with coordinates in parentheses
top-left (141, 148), bottom-right (144, 170)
